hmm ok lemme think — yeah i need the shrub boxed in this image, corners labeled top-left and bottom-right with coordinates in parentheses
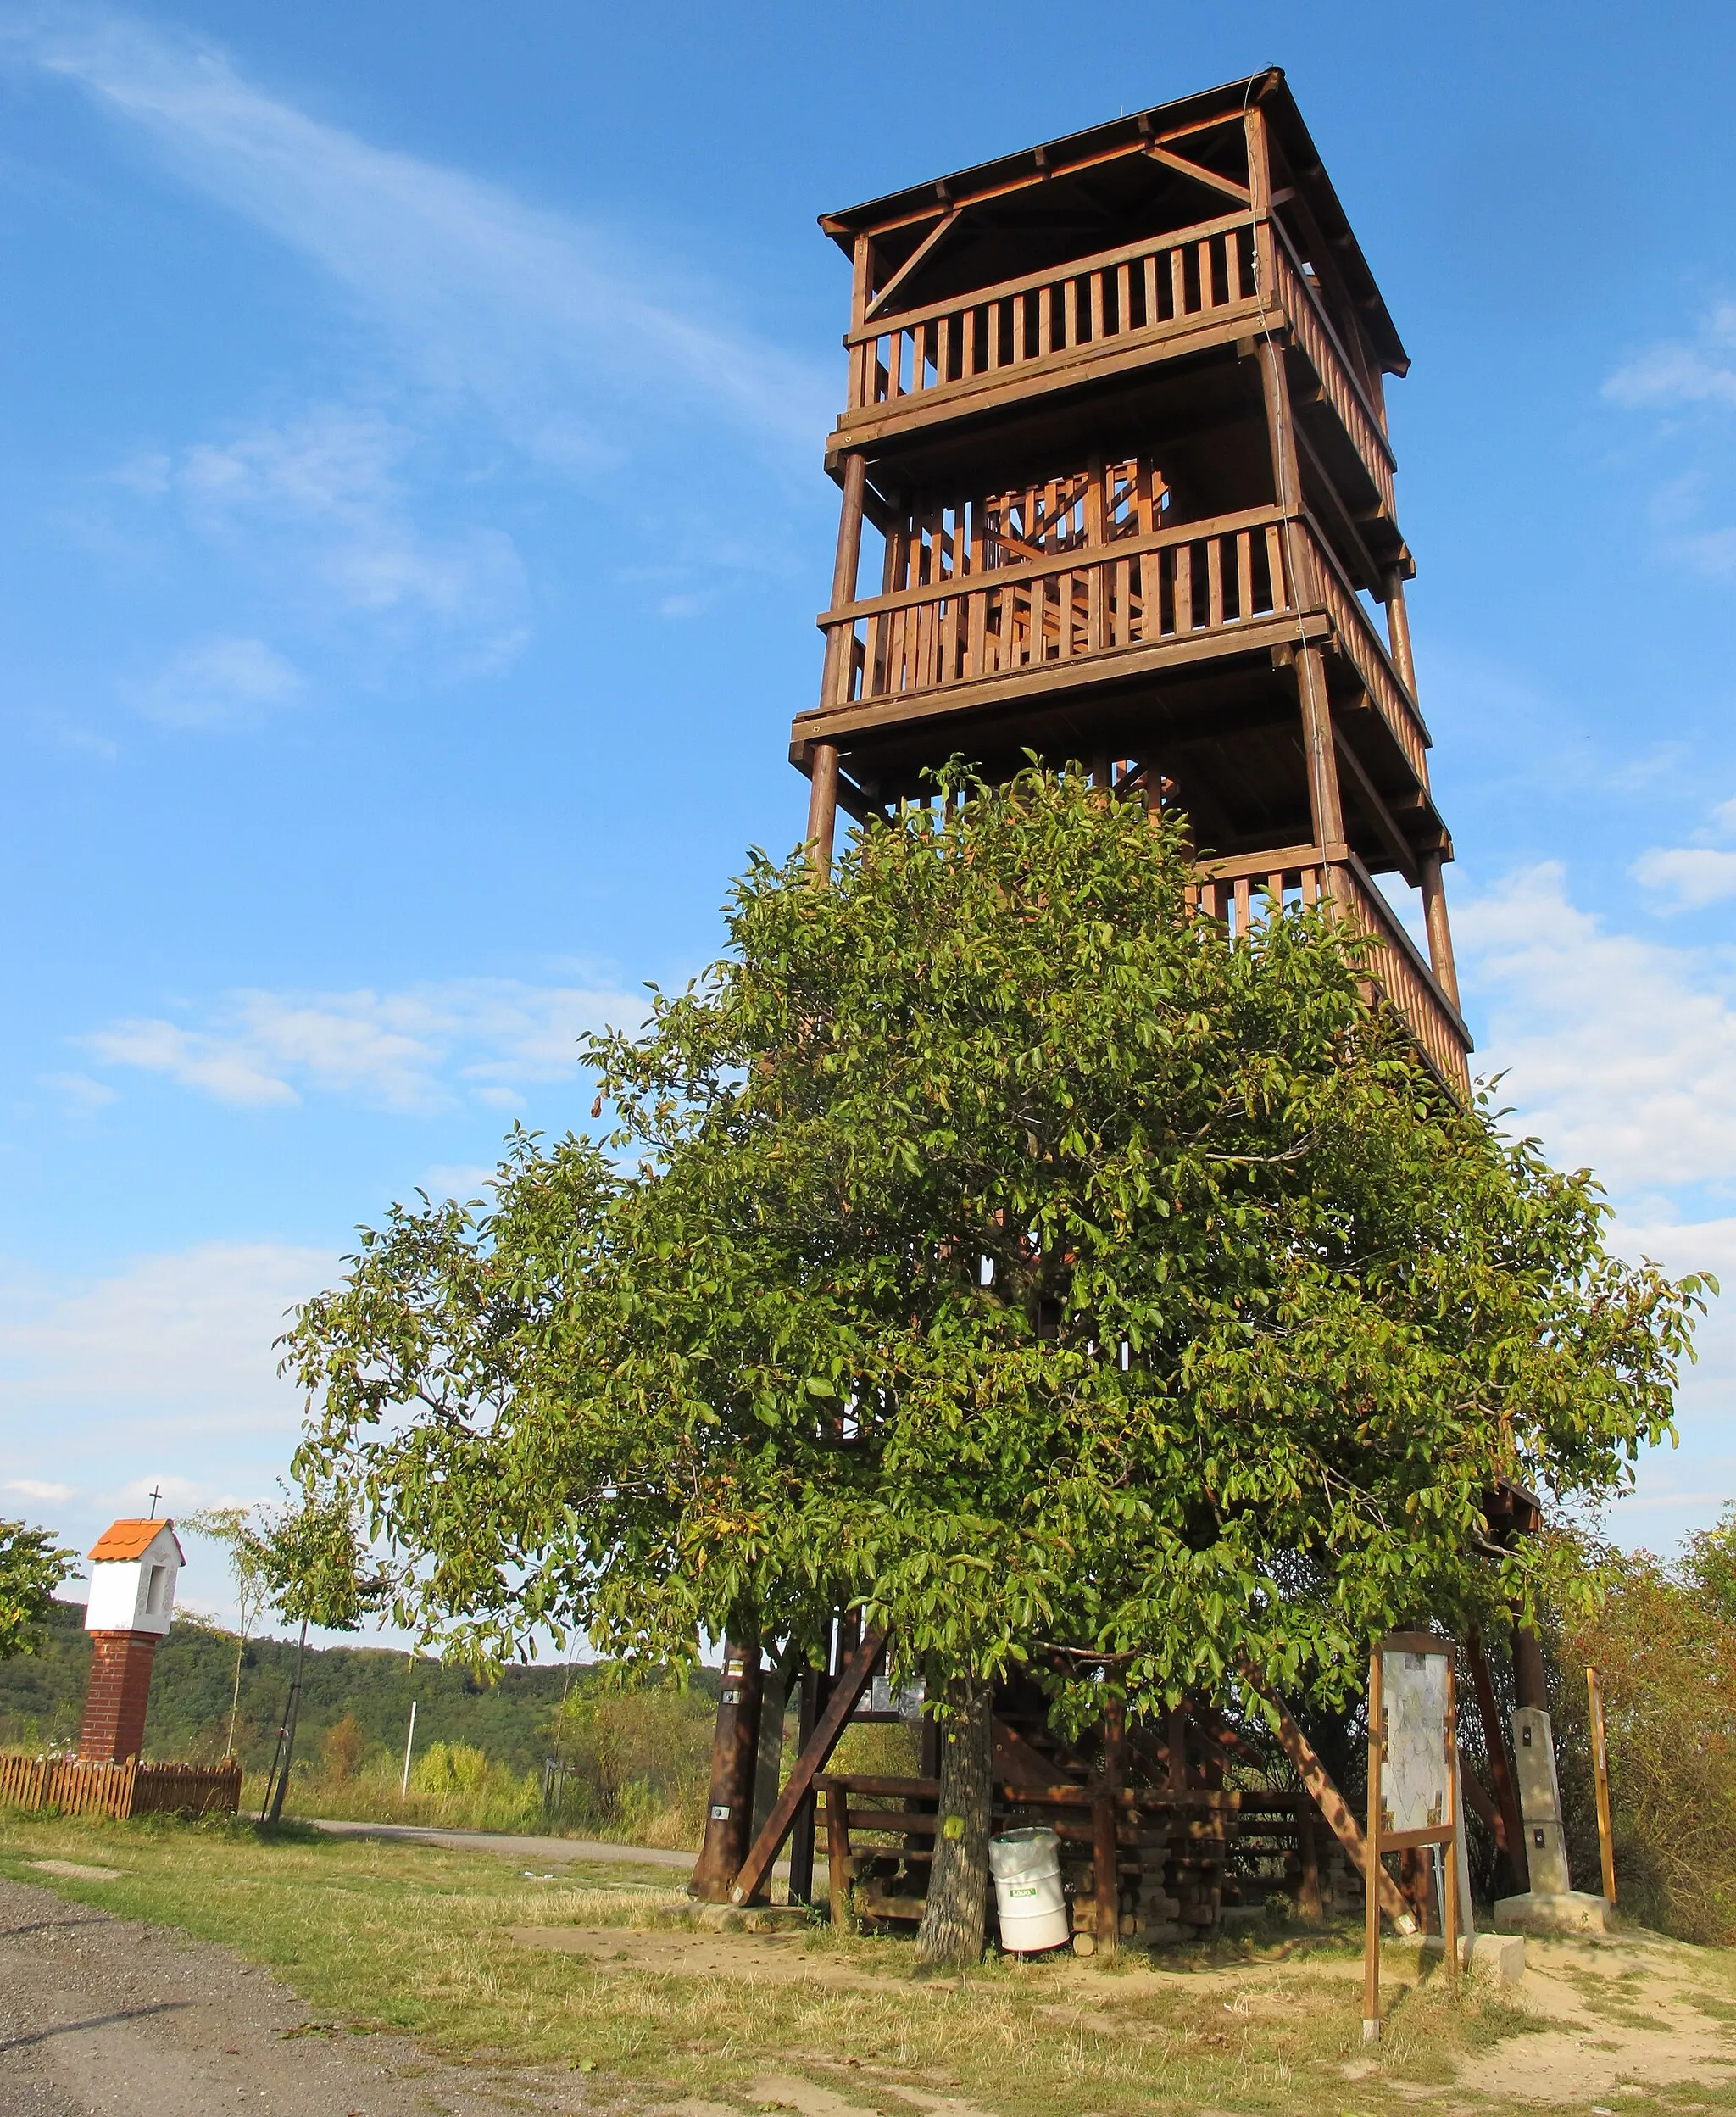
top-left (320, 1712), bottom-right (364, 1786)
top-left (1556, 1516), bottom-right (1736, 1944)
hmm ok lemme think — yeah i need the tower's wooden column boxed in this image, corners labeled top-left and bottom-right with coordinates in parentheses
top-left (809, 454), bottom-right (870, 881)
top-left (1382, 564), bottom-right (1462, 1007)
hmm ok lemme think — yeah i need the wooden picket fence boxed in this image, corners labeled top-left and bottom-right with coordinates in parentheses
top-left (0, 1752), bottom-right (242, 1819)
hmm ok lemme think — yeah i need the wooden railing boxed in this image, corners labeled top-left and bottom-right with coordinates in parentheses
top-left (841, 213), bottom-right (1399, 537)
top-left (847, 211), bottom-right (1260, 412)
top-left (1262, 224), bottom-right (1396, 520)
top-left (1191, 848), bottom-right (1471, 1097)
top-left (821, 504), bottom-right (1295, 712)
top-left (1305, 522), bottom-right (1430, 783)
top-left (0, 1752), bottom-right (242, 1819)
top-left (818, 511), bottom-right (1428, 785)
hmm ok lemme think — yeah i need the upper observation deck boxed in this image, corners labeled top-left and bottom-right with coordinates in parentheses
top-left (821, 71), bottom-right (1410, 584)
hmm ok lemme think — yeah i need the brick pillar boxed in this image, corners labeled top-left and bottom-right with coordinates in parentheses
top-left (79, 1630), bottom-right (160, 1763)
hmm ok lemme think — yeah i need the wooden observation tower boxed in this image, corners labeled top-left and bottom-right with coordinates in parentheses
top-left (690, 70), bottom-right (1485, 1947)
top-left (797, 66), bottom-right (1469, 1097)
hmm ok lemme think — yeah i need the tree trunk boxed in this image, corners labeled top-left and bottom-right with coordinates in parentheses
top-left (227, 1627), bottom-right (248, 1758)
top-left (915, 1677), bottom-right (993, 1970)
top-left (267, 1620), bottom-right (309, 1825)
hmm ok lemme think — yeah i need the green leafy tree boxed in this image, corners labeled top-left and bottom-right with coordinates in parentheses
top-left (0, 1519), bottom-right (78, 1662)
top-left (287, 768), bottom-right (1705, 1963)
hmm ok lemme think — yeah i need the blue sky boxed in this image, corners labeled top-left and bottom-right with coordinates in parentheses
top-left (3, 1), bottom-right (1733, 1634)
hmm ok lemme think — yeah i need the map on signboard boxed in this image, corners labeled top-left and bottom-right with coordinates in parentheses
top-left (1380, 1648), bottom-right (1449, 1835)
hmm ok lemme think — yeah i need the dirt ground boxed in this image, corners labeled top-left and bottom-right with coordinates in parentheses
top-left (0, 1875), bottom-right (625, 2117)
top-left (8, 1858), bottom-right (1736, 2116)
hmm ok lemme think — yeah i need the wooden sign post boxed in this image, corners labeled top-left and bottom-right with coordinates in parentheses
top-left (1587, 1666), bottom-right (1616, 1905)
top-left (1363, 1632), bottom-right (1460, 2042)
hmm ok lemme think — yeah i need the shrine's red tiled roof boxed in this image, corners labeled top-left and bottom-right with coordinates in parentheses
top-left (87, 1518), bottom-right (185, 1564)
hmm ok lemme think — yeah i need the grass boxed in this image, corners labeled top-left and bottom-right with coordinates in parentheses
top-left (1, 1804), bottom-right (1729, 2117)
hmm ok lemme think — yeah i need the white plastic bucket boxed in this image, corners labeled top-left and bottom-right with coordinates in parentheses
top-left (989, 1826), bottom-right (1068, 1953)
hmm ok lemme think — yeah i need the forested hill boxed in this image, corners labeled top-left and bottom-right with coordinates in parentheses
top-left (0, 1600), bottom-right (715, 1775)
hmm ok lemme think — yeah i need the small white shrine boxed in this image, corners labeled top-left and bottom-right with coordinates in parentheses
top-left (85, 1518), bottom-right (183, 1636)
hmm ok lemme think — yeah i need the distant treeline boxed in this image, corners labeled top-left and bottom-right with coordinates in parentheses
top-left (0, 1599), bottom-right (720, 1778)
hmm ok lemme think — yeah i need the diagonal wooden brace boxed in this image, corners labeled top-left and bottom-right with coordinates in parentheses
top-left (729, 1624), bottom-right (888, 1906)
top-left (1238, 1658), bottom-right (1417, 1935)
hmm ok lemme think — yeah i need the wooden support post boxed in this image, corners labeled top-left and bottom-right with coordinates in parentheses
top-left (805, 744), bottom-right (841, 883)
top-left (785, 1665), bottom-right (822, 1905)
top-left (1092, 1693), bottom-right (1126, 1958)
top-left (729, 1625), bottom-right (887, 1907)
top-left (1419, 851), bottom-right (1461, 1011)
top-left (826, 1781), bottom-right (854, 1928)
top-left (689, 1636), bottom-right (765, 1902)
top-left (1466, 1625), bottom-right (1528, 1895)
top-left (1381, 565), bottom-right (1419, 697)
top-left (1511, 1623), bottom-right (1549, 1712)
top-left (1295, 1791), bottom-right (1324, 1922)
top-left (1363, 1645), bottom-right (1384, 2042)
top-left (1257, 336), bottom-right (1303, 523)
top-left (1589, 1666), bottom-right (1616, 1904)
top-left (1295, 645), bottom-right (1346, 859)
top-left (1444, 1663), bottom-right (1461, 1981)
top-left (809, 450), bottom-right (869, 880)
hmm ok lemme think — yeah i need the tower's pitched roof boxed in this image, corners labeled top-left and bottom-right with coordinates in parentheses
top-left (820, 67), bottom-right (1408, 376)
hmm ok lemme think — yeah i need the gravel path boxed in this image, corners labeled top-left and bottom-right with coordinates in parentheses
top-left (308, 1819), bottom-right (698, 1869)
top-left (0, 1875), bottom-right (645, 2117)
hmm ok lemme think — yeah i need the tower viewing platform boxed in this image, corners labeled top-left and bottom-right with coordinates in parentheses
top-left (792, 69), bottom-right (1470, 1097)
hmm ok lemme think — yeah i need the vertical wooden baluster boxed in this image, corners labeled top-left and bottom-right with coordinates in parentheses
top-left (1266, 525), bottom-right (1287, 610)
top-left (1168, 246), bottom-right (1185, 320)
top-left (1040, 283), bottom-right (1054, 357)
top-left (826, 1786), bottom-right (853, 1930)
top-left (1207, 538), bottom-right (1225, 629)
top-left (1199, 237), bottom-right (1216, 307)
top-left (1175, 544), bottom-right (1194, 632)
top-left (1234, 876), bottom-right (1251, 937)
top-left (1302, 866), bottom-right (1319, 907)
top-left (1115, 555), bottom-right (1131, 647)
top-left (937, 313), bottom-right (953, 386)
top-left (1236, 530), bottom-right (1253, 621)
top-left (1089, 268), bottom-right (1104, 343)
top-left (1115, 260), bottom-right (1131, 337)
top-left (1143, 250), bottom-right (1159, 327)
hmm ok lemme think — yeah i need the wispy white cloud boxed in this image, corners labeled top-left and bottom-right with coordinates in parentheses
top-left (108, 407), bottom-right (532, 677)
top-left (7, 9), bottom-right (828, 469)
top-left (0, 1240), bottom-right (333, 1611)
top-left (1633, 845), bottom-right (1736, 908)
top-left (1633, 794), bottom-right (1736, 907)
top-left (126, 632), bottom-right (303, 730)
top-left (41, 1071), bottom-right (118, 1113)
top-left (85, 973), bottom-right (643, 1113)
top-left (1605, 304), bottom-right (1736, 411)
top-left (1457, 862), bottom-right (1736, 1196)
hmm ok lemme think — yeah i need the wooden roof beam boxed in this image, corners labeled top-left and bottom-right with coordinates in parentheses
top-left (865, 206), bottom-right (961, 322)
top-left (1143, 142), bottom-right (1251, 208)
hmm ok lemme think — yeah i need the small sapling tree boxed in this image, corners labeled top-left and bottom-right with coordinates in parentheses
top-left (287, 768), bottom-right (1705, 1964)
top-left (185, 1505), bottom-right (274, 1756)
top-left (255, 1487), bottom-right (381, 1823)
